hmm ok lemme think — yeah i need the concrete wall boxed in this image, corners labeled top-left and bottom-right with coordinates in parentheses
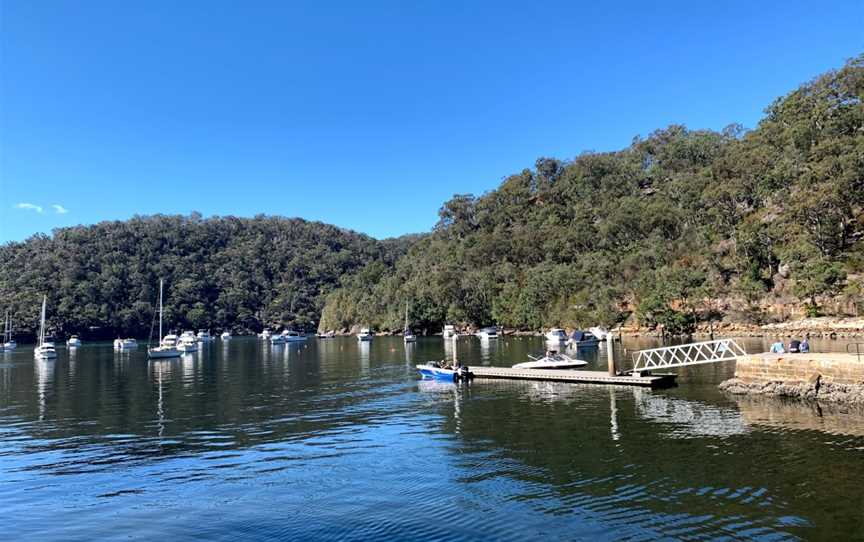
top-left (734, 353), bottom-right (864, 386)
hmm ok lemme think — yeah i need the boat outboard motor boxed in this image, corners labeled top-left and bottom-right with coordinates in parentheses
top-left (457, 365), bottom-right (472, 382)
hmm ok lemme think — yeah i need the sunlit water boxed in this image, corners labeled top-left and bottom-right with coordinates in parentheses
top-left (2, 336), bottom-right (863, 540)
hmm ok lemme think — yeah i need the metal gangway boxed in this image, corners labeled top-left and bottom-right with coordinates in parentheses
top-left (631, 339), bottom-right (747, 376)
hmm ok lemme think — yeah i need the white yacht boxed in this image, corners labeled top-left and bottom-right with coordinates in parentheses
top-left (66, 335), bottom-right (82, 347)
top-left (3, 310), bottom-right (16, 350)
top-left (114, 338), bottom-right (138, 349)
top-left (513, 351), bottom-right (588, 370)
top-left (281, 329), bottom-right (307, 343)
top-left (177, 331), bottom-right (198, 353)
top-left (476, 327), bottom-right (499, 340)
top-left (545, 328), bottom-right (567, 343)
top-left (357, 328), bottom-right (374, 342)
top-left (196, 329), bottom-right (213, 342)
top-left (34, 296), bottom-right (57, 359)
top-left (442, 325), bottom-right (456, 338)
top-left (259, 329), bottom-right (272, 340)
top-left (270, 333), bottom-right (286, 344)
top-left (220, 331), bottom-right (231, 340)
top-left (148, 280), bottom-right (181, 359)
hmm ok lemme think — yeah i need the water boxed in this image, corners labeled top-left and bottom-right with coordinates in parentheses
top-left (2, 336), bottom-right (863, 540)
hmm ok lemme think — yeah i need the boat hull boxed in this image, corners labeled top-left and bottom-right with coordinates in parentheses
top-left (416, 364), bottom-right (473, 382)
top-left (148, 347), bottom-right (181, 359)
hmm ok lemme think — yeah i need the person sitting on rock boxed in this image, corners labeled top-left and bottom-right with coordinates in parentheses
top-left (789, 338), bottom-right (801, 353)
top-left (769, 340), bottom-right (785, 354)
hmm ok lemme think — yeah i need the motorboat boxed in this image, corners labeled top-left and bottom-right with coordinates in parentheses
top-left (259, 329), bottom-right (272, 340)
top-left (220, 331), bottom-right (231, 340)
top-left (114, 338), bottom-right (137, 349)
top-left (66, 335), bottom-right (82, 347)
top-left (270, 333), bottom-right (286, 344)
top-left (567, 330), bottom-right (601, 348)
top-left (317, 331), bottom-right (336, 339)
top-left (177, 333), bottom-right (198, 353)
top-left (476, 327), bottom-right (499, 340)
top-left (148, 280), bottom-right (181, 360)
top-left (442, 325), bottom-right (456, 338)
top-left (281, 329), bottom-right (307, 343)
top-left (589, 326), bottom-right (609, 341)
top-left (3, 310), bottom-right (16, 350)
top-left (416, 361), bottom-right (473, 382)
top-left (545, 328), bottom-right (567, 343)
top-left (34, 295), bottom-right (57, 359)
top-left (513, 351), bottom-right (588, 370)
top-left (196, 330), bottom-right (213, 342)
top-left (357, 328), bottom-right (373, 342)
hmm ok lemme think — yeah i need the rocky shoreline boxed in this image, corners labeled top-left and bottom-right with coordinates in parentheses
top-left (719, 378), bottom-right (864, 405)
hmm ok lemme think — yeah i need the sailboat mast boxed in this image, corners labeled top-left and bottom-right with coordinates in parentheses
top-left (158, 279), bottom-right (164, 342)
top-left (39, 295), bottom-right (46, 347)
top-left (404, 302), bottom-right (408, 330)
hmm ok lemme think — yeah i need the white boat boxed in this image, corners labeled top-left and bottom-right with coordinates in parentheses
top-left (589, 326), bottom-right (609, 341)
top-left (34, 296), bottom-right (57, 359)
top-left (403, 302), bottom-right (416, 343)
top-left (177, 332), bottom-right (198, 353)
top-left (3, 310), bottom-right (16, 350)
top-left (545, 328), bottom-right (567, 343)
top-left (270, 333), bottom-right (286, 344)
top-left (148, 280), bottom-right (181, 359)
top-left (281, 329), bottom-right (307, 343)
top-left (114, 338), bottom-right (138, 349)
top-left (442, 325), bottom-right (456, 338)
top-left (566, 330), bottom-right (601, 348)
top-left (220, 331), bottom-right (231, 340)
top-left (259, 329), bottom-right (272, 340)
top-left (196, 329), bottom-right (213, 342)
top-left (317, 331), bottom-right (336, 339)
top-left (161, 333), bottom-right (179, 347)
top-left (66, 335), bottom-right (82, 347)
top-left (357, 328), bottom-right (373, 341)
top-left (476, 327), bottom-right (499, 340)
top-left (513, 351), bottom-right (588, 370)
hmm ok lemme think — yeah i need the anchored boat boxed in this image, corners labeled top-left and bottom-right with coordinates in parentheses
top-left (513, 351), bottom-right (588, 370)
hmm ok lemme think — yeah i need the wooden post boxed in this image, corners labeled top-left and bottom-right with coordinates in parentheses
top-left (452, 333), bottom-right (458, 366)
top-left (606, 332), bottom-right (615, 376)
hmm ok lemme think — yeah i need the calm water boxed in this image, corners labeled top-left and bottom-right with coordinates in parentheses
top-left (2, 336), bottom-right (863, 541)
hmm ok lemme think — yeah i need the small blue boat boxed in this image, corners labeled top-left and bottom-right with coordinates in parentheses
top-left (417, 362), bottom-right (473, 382)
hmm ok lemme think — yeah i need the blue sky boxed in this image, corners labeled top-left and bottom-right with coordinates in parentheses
top-left (1, 1), bottom-right (862, 243)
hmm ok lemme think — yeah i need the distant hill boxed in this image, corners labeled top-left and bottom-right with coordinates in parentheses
top-left (4, 56), bottom-right (862, 339)
top-left (0, 214), bottom-right (411, 338)
top-left (319, 54), bottom-right (864, 335)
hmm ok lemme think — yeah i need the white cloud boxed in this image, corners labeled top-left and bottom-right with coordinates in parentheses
top-left (52, 204), bottom-right (69, 214)
top-left (15, 203), bottom-right (44, 213)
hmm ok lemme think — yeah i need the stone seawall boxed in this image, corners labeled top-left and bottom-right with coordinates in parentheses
top-left (719, 353), bottom-right (864, 404)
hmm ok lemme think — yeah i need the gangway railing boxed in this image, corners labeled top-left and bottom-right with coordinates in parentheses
top-left (631, 339), bottom-right (747, 376)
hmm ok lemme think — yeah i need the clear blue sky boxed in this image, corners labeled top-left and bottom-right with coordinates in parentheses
top-left (1, 1), bottom-right (861, 243)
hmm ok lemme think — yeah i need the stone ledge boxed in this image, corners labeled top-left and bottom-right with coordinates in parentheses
top-left (719, 378), bottom-right (864, 404)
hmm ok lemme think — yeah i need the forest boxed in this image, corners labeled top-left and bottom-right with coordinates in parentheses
top-left (1, 55), bottom-right (862, 339)
top-left (318, 55), bottom-right (864, 335)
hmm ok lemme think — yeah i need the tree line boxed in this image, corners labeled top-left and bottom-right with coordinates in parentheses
top-left (2, 55), bottom-right (862, 339)
top-left (319, 55), bottom-right (864, 335)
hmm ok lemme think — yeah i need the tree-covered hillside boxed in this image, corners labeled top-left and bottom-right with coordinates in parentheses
top-left (320, 55), bottom-right (864, 334)
top-left (0, 214), bottom-right (408, 338)
top-left (3, 56), bottom-right (862, 339)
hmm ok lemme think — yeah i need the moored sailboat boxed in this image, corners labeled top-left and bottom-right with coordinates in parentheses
top-left (403, 302), bottom-right (416, 343)
top-left (148, 280), bottom-right (181, 359)
top-left (34, 296), bottom-right (57, 359)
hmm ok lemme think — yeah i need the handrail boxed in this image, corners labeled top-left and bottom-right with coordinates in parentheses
top-left (846, 342), bottom-right (864, 362)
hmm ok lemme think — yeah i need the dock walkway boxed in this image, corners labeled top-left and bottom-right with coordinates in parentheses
top-left (469, 366), bottom-right (677, 388)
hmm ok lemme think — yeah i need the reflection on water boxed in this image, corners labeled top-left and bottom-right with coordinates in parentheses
top-left (0, 336), bottom-right (862, 540)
